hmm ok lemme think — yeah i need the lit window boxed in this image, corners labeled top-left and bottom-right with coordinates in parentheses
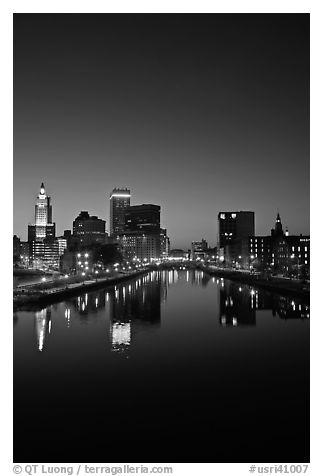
top-left (220, 213), bottom-right (225, 219)
top-left (231, 213), bottom-right (236, 219)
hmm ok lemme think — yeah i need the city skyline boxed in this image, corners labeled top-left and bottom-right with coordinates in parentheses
top-left (14, 179), bottom-right (306, 250)
top-left (14, 14), bottom-right (309, 249)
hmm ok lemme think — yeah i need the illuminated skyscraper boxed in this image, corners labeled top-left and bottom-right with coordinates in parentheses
top-left (109, 187), bottom-right (131, 237)
top-left (28, 182), bottom-right (55, 242)
top-left (28, 182), bottom-right (57, 269)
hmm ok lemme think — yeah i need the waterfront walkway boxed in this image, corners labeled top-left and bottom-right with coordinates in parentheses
top-left (13, 269), bottom-right (148, 310)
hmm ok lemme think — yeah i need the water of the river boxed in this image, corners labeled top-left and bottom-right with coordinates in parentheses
top-left (13, 270), bottom-right (310, 463)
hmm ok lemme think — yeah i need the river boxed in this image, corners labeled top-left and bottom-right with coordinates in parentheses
top-left (13, 269), bottom-right (310, 463)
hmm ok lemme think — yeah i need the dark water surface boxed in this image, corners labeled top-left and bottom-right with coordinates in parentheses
top-left (13, 270), bottom-right (310, 463)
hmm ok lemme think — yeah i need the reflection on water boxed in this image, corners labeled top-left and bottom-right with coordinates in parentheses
top-left (34, 308), bottom-right (51, 352)
top-left (29, 270), bottom-right (310, 353)
top-left (14, 269), bottom-right (310, 463)
top-left (219, 280), bottom-right (309, 327)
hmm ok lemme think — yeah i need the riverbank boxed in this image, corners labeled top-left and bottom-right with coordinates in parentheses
top-left (203, 266), bottom-right (310, 300)
top-left (13, 269), bottom-right (148, 311)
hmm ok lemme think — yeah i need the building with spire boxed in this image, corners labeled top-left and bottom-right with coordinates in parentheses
top-left (28, 182), bottom-right (58, 270)
top-left (226, 213), bottom-right (310, 278)
top-left (28, 182), bottom-right (55, 242)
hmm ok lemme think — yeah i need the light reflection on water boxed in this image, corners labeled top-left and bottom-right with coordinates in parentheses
top-left (13, 269), bottom-right (310, 462)
top-left (15, 270), bottom-right (310, 354)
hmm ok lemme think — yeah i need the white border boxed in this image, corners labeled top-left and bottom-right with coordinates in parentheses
top-left (3, 1), bottom-right (322, 475)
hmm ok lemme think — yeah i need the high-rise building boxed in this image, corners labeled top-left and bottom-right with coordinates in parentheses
top-left (72, 211), bottom-right (106, 246)
top-left (218, 211), bottom-right (255, 249)
top-left (28, 183), bottom-right (57, 269)
top-left (109, 188), bottom-right (131, 237)
top-left (28, 182), bottom-right (56, 242)
top-left (120, 204), bottom-right (161, 262)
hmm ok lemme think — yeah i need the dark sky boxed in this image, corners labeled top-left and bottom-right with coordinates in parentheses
top-left (13, 14), bottom-right (309, 249)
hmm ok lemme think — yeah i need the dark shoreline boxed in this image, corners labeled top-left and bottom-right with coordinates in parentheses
top-left (202, 266), bottom-right (310, 300)
top-left (13, 269), bottom-right (148, 311)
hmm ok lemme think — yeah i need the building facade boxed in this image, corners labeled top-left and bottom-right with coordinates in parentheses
top-left (223, 213), bottom-right (310, 278)
top-left (119, 204), bottom-right (161, 261)
top-left (191, 239), bottom-right (208, 260)
top-left (160, 228), bottom-right (170, 259)
top-left (72, 211), bottom-right (106, 247)
top-left (28, 182), bottom-right (56, 242)
top-left (56, 237), bottom-right (68, 256)
top-left (109, 188), bottom-right (131, 237)
top-left (28, 183), bottom-right (58, 269)
top-left (13, 235), bottom-right (21, 261)
top-left (31, 239), bottom-right (60, 270)
top-left (218, 211), bottom-right (255, 249)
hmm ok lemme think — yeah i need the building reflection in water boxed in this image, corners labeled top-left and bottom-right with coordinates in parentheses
top-left (271, 295), bottom-right (310, 320)
top-left (34, 308), bottom-right (52, 352)
top-left (219, 281), bottom-right (256, 326)
top-left (108, 271), bottom-right (165, 354)
top-left (219, 280), bottom-right (310, 327)
top-left (29, 270), bottom-right (310, 350)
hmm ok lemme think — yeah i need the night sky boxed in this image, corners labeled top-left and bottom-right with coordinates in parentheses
top-left (13, 14), bottom-right (309, 249)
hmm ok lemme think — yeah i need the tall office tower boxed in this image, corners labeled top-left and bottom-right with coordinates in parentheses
top-left (218, 211), bottom-right (255, 248)
top-left (28, 182), bottom-right (56, 242)
top-left (109, 188), bottom-right (131, 237)
top-left (120, 204), bottom-right (161, 261)
top-left (28, 182), bottom-right (57, 269)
